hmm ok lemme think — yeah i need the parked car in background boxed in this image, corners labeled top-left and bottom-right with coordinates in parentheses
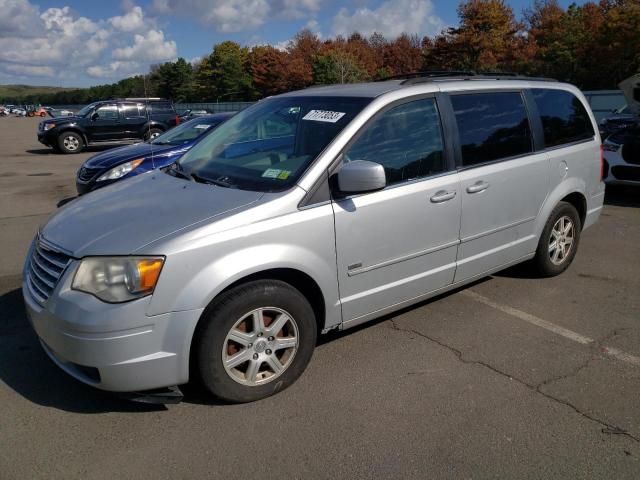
top-left (599, 105), bottom-right (636, 136)
top-left (37, 98), bottom-right (180, 154)
top-left (179, 109), bottom-right (210, 121)
top-left (23, 74), bottom-right (604, 403)
top-left (26, 105), bottom-right (48, 117)
top-left (602, 125), bottom-right (640, 185)
top-left (75, 113), bottom-right (233, 194)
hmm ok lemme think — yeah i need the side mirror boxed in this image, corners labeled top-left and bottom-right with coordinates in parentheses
top-left (91, 112), bottom-right (99, 121)
top-left (337, 160), bottom-right (386, 194)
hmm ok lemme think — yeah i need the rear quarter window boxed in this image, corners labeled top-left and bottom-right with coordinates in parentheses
top-left (532, 89), bottom-right (594, 148)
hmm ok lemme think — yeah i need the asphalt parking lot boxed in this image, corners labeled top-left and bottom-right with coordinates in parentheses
top-left (0, 116), bottom-right (639, 479)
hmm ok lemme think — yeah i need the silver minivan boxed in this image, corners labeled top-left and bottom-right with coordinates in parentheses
top-left (23, 75), bottom-right (605, 403)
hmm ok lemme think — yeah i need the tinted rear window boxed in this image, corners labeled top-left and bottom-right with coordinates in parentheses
top-left (532, 89), bottom-right (594, 148)
top-left (451, 92), bottom-right (533, 166)
top-left (147, 102), bottom-right (175, 114)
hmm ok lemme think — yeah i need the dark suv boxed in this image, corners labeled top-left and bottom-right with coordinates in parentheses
top-left (37, 98), bottom-right (180, 154)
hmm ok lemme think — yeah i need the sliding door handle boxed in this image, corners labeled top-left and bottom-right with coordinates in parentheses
top-left (466, 181), bottom-right (490, 194)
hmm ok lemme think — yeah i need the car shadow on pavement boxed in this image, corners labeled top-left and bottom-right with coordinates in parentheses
top-left (0, 287), bottom-right (166, 413)
top-left (604, 185), bottom-right (640, 207)
top-left (26, 145), bottom-right (115, 155)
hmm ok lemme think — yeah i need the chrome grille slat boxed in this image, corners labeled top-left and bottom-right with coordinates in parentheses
top-left (32, 250), bottom-right (63, 278)
top-left (27, 236), bottom-right (71, 305)
top-left (26, 276), bottom-right (47, 304)
top-left (36, 246), bottom-right (69, 269)
top-left (29, 258), bottom-right (55, 288)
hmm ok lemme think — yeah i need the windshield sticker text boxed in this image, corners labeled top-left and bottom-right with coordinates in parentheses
top-left (302, 110), bottom-right (346, 123)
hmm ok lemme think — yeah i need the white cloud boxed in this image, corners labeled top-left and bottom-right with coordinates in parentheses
top-left (274, 0), bottom-right (321, 19)
top-left (0, 1), bottom-right (178, 84)
top-left (332, 0), bottom-right (445, 38)
top-left (153, 0), bottom-right (279, 32)
top-left (109, 5), bottom-right (145, 32)
top-left (4, 64), bottom-right (55, 76)
top-left (0, 0), bottom-right (40, 35)
top-left (112, 30), bottom-right (177, 62)
top-left (87, 61), bottom-right (141, 78)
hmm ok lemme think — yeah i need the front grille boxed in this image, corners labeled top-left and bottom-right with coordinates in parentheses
top-left (77, 166), bottom-right (101, 183)
top-left (26, 237), bottom-right (72, 305)
top-left (611, 166), bottom-right (640, 182)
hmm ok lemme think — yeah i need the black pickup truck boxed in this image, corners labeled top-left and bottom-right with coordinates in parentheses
top-left (37, 98), bottom-right (180, 153)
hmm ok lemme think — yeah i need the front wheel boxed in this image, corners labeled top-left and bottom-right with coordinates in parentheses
top-left (532, 201), bottom-right (581, 277)
top-left (144, 128), bottom-right (163, 141)
top-left (57, 132), bottom-right (84, 154)
top-left (194, 280), bottom-right (317, 403)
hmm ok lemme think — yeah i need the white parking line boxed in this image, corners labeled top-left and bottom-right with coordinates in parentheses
top-left (463, 290), bottom-right (640, 367)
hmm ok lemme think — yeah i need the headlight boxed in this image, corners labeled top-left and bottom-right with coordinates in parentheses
top-left (72, 256), bottom-right (165, 303)
top-left (43, 123), bottom-right (56, 131)
top-left (96, 158), bottom-right (144, 182)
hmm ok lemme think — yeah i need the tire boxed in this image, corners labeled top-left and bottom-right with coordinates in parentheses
top-left (532, 201), bottom-right (581, 277)
top-left (195, 280), bottom-right (317, 403)
top-left (57, 131), bottom-right (84, 154)
top-left (40, 112), bottom-right (46, 117)
top-left (144, 128), bottom-right (163, 141)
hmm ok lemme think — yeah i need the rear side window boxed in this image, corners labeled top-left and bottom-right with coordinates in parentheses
top-left (532, 89), bottom-right (594, 148)
top-left (148, 102), bottom-right (175, 114)
top-left (451, 92), bottom-right (533, 167)
top-left (121, 104), bottom-right (144, 118)
top-left (344, 98), bottom-right (446, 186)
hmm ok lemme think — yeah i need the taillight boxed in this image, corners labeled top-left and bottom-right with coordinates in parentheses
top-left (600, 144), bottom-right (605, 181)
top-left (175, 115), bottom-right (180, 126)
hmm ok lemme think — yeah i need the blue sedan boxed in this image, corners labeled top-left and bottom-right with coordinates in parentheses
top-left (75, 112), bottom-right (234, 194)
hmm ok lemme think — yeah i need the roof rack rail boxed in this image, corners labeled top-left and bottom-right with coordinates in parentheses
top-left (377, 71), bottom-right (556, 85)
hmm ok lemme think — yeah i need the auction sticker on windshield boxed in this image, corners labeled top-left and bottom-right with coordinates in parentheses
top-left (194, 124), bottom-right (212, 130)
top-left (262, 168), bottom-right (291, 180)
top-left (302, 110), bottom-right (346, 123)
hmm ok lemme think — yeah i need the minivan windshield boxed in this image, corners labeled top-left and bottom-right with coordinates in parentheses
top-left (174, 96), bottom-right (371, 192)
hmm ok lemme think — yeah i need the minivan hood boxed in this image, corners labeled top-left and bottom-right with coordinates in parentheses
top-left (84, 142), bottom-right (176, 169)
top-left (41, 172), bottom-right (264, 257)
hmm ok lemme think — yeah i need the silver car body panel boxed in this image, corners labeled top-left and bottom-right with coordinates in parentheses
top-left (23, 78), bottom-right (605, 392)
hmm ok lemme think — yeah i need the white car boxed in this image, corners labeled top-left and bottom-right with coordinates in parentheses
top-left (603, 126), bottom-right (640, 185)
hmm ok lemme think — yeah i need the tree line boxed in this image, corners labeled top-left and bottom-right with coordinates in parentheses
top-left (4, 0), bottom-right (640, 105)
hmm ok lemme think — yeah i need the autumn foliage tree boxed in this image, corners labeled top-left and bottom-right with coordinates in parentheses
top-left (5, 0), bottom-right (640, 105)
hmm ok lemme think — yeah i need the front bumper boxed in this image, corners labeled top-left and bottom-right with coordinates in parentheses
top-left (37, 130), bottom-right (57, 147)
top-left (22, 268), bottom-right (203, 392)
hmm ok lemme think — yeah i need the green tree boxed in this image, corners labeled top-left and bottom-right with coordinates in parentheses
top-left (312, 50), bottom-right (367, 84)
top-left (194, 41), bottom-right (253, 101)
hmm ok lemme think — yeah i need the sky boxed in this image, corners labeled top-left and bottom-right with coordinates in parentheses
top-left (0, 0), bottom-right (586, 88)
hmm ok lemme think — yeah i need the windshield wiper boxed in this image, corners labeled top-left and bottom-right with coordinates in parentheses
top-left (190, 173), bottom-right (234, 188)
top-left (167, 163), bottom-right (193, 181)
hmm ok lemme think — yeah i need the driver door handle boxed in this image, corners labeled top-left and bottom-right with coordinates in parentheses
top-left (466, 181), bottom-right (490, 194)
top-left (430, 190), bottom-right (456, 203)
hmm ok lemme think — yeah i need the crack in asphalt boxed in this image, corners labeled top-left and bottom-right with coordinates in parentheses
top-left (389, 318), bottom-right (640, 444)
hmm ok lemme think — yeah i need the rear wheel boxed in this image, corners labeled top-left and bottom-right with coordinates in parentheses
top-left (195, 280), bottom-right (317, 403)
top-left (532, 201), bottom-right (581, 276)
top-left (57, 132), bottom-right (84, 154)
top-left (40, 112), bottom-right (46, 117)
